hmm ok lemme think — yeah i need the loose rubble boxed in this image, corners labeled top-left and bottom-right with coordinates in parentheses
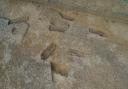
top-left (0, 1), bottom-right (128, 89)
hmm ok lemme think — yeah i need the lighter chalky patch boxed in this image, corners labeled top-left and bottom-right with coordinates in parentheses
top-left (3, 44), bottom-right (12, 64)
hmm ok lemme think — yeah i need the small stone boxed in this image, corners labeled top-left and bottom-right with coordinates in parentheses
top-left (89, 28), bottom-right (106, 37)
top-left (8, 16), bottom-right (29, 24)
top-left (41, 43), bottom-right (56, 60)
top-left (59, 12), bottom-right (74, 21)
top-left (49, 19), bottom-right (70, 32)
top-left (11, 27), bottom-right (17, 34)
top-left (51, 61), bottom-right (69, 76)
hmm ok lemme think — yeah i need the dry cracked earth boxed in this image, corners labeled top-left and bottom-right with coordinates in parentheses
top-left (0, 0), bottom-right (128, 89)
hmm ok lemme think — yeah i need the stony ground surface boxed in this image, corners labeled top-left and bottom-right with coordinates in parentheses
top-left (0, 0), bottom-right (128, 89)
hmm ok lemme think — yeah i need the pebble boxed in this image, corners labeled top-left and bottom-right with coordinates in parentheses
top-left (59, 12), bottom-right (74, 21)
top-left (89, 28), bottom-right (105, 37)
top-left (41, 43), bottom-right (56, 60)
top-left (51, 61), bottom-right (69, 76)
top-left (49, 19), bottom-right (70, 32)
